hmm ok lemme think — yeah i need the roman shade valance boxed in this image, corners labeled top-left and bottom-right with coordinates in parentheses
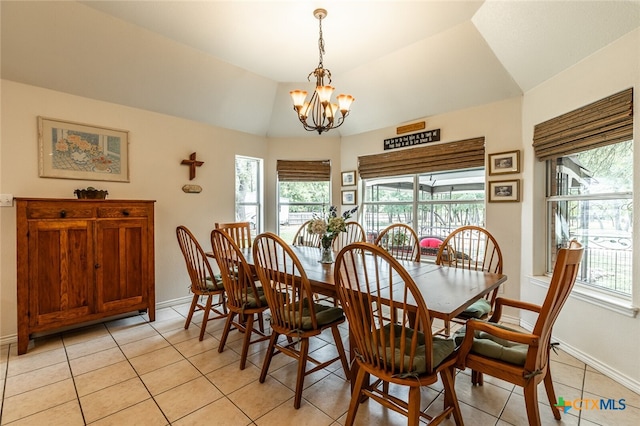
top-left (276, 160), bottom-right (331, 182)
top-left (358, 137), bottom-right (485, 180)
top-left (533, 88), bottom-right (633, 161)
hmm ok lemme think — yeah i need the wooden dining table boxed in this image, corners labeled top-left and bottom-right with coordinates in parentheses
top-left (237, 244), bottom-right (507, 326)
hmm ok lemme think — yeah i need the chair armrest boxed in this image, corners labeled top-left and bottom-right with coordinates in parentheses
top-left (457, 319), bottom-right (540, 368)
top-left (488, 297), bottom-right (541, 322)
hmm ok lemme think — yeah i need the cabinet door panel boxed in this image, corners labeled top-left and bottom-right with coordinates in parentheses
top-left (28, 220), bottom-right (93, 326)
top-left (96, 219), bottom-right (147, 311)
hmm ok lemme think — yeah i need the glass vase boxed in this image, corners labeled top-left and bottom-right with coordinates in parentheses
top-left (319, 246), bottom-right (334, 264)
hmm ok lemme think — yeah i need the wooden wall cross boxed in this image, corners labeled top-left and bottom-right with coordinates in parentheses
top-left (181, 152), bottom-right (204, 180)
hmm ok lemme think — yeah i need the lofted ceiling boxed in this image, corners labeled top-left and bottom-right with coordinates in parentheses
top-left (1, 1), bottom-right (639, 138)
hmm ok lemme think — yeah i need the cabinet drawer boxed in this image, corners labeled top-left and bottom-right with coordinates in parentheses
top-left (27, 205), bottom-right (94, 219)
top-left (97, 206), bottom-right (150, 218)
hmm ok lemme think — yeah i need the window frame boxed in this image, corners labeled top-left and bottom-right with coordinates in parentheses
top-left (234, 155), bottom-right (263, 234)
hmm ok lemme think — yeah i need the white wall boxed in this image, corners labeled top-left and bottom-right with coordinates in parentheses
top-left (341, 97), bottom-right (524, 305)
top-left (0, 80), bottom-right (268, 339)
top-left (520, 28), bottom-right (640, 389)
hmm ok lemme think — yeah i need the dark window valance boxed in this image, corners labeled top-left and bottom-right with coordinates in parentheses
top-left (358, 137), bottom-right (485, 180)
top-left (276, 160), bottom-right (331, 182)
top-left (533, 88), bottom-right (633, 161)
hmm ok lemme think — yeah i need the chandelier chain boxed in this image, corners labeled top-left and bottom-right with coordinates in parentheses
top-left (317, 15), bottom-right (325, 69)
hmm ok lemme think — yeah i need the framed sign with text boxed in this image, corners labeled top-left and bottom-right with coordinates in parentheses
top-left (384, 128), bottom-right (440, 150)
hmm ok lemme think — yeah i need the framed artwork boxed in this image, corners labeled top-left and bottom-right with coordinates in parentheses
top-left (38, 117), bottom-right (130, 182)
top-left (341, 170), bottom-right (356, 186)
top-left (342, 189), bottom-right (357, 205)
top-left (488, 150), bottom-right (520, 175)
top-left (488, 179), bottom-right (520, 202)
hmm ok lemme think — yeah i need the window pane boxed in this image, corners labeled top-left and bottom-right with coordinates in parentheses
top-left (362, 168), bottom-right (485, 257)
top-left (547, 141), bottom-right (633, 295)
top-left (235, 156), bottom-right (262, 233)
top-left (278, 181), bottom-right (330, 243)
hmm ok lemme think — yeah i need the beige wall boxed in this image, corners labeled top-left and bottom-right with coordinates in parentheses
top-left (520, 28), bottom-right (640, 389)
top-left (0, 81), bottom-right (268, 338)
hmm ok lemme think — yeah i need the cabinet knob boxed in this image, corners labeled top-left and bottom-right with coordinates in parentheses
top-left (60, 210), bottom-right (66, 218)
top-left (94, 264), bottom-right (101, 269)
top-left (122, 210), bottom-right (130, 216)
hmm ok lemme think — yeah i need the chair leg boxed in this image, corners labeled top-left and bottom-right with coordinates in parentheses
top-left (239, 314), bottom-right (254, 370)
top-left (345, 363), bottom-right (367, 426)
top-left (544, 371), bottom-right (562, 420)
top-left (293, 338), bottom-right (310, 409)
top-left (257, 312), bottom-right (265, 333)
top-left (199, 295), bottom-right (213, 341)
top-left (441, 365), bottom-right (464, 425)
top-left (330, 325), bottom-right (351, 380)
top-left (184, 294), bottom-right (199, 329)
top-left (260, 332), bottom-right (279, 383)
top-left (218, 312), bottom-right (236, 353)
top-left (407, 386), bottom-right (421, 426)
top-left (471, 370), bottom-right (483, 385)
top-left (523, 382), bottom-right (542, 426)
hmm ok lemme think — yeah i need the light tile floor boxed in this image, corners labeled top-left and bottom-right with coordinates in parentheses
top-left (1, 304), bottom-right (638, 425)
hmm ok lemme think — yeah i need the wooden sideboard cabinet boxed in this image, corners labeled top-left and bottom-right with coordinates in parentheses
top-left (16, 198), bottom-right (155, 354)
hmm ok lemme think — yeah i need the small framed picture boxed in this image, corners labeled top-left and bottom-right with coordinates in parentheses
top-left (488, 180), bottom-right (520, 202)
top-left (341, 170), bottom-right (356, 186)
top-left (342, 189), bottom-right (357, 205)
top-left (488, 150), bottom-right (520, 175)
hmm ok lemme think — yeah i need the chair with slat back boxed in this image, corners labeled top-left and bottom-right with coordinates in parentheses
top-left (435, 225), bottom-right (503, 336)
top-left (176, 226), bottom-right (227, 341)
top-left (210, 229), bottom-right (270, 369)
top-left (456, 241), bottom-right (583, 426)
top-left (334, 242), bottom-right (464, 426)
top-left (252, 232), bottom-right (351, 409)
top-left (332, 221), bottom-right (366, 251)
top-left (374, 223), bottom-right (421, 262)
top-left (214, 221), bottom-right (252, 249)
top-left (291, 220), bottom-right (321, 247)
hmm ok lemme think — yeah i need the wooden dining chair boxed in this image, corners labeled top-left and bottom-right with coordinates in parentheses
top-left (210, 229), bottom-right (270, 369)
top-left (435, 225), bottom-right (503, 336)
top-left (374, 223), bottom-right (421, 262)
top-left (214, 221), bottom-right (252, 249)
top-left (176, 225), bottom-right (227, 341)
top-left (334, 242), bottom-right (464, 426)
top-left (252, 232), bottom-right (351, 409)
top-left (332, 221), bottom-right (366, 251)
top-left (456, 241), bottom-right (583, 426)
top-left (291, 220), bottom-right (321, 247)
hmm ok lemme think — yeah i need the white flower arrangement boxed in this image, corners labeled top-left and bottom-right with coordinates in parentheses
top-left (307, 205), bottom-right (358, 248)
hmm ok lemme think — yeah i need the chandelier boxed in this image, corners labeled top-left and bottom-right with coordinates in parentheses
top-left (290, 8), bottom-right (354, 135)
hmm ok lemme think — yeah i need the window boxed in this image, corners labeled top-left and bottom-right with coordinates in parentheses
top-left (357, 137), bottom-right (486, 259)
top-left (546, 141), bottom-right (633, 295)
top-left (534, 88), bottom-right (634, 298)
top-left (276, 160), bottom-right (331, 242)
top-left (362, 168), bottom-right (485, 258)
top-left (235, 156), bottom-right (262, 233)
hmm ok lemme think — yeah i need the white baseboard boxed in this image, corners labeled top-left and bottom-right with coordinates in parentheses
top-left (520, 318), bottom-right (640, 395)
top-left (0, 296), bottom-right (194, 348)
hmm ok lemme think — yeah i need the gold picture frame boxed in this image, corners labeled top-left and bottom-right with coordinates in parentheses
top-left (341, 170), bottom-right (356, 186)
top-left (38, 116), bottom-right (130, 182)
top-left (488, 179), bottom-right (520, 202)
top-left (342, 189), bottom-right (357, 205)
top-left (488, 150), bottom-right (520, 175)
